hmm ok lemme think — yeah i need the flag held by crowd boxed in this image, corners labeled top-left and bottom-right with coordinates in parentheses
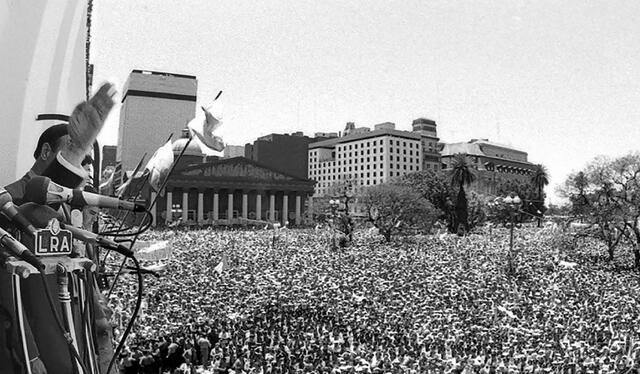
top-left (214, 255), bottom-right (226, 276)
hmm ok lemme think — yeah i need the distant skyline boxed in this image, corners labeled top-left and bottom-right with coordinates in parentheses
top-left (90, 1), bottom-right (640, 203)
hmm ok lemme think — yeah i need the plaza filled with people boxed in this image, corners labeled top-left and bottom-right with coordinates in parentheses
top-left (104, 224), bottom-right (640, 374)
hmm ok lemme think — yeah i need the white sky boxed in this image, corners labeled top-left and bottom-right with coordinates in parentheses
top-left (91, 0), bottom-right (640, 203)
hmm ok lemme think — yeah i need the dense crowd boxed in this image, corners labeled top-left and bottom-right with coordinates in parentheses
top-left (106, 224), bottom-right (640, 373)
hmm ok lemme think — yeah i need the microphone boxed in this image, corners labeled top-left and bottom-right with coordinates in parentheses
top-left (24, 175), bottom-right (146, 212)
top-left (0, 189), bottom-right (38, 236)
top-left (60, 224), bottom-right (134, 258)
top-left (0, 227), bottom-right (44, 271)
top-left (18, 203), bottom-right (134, 258)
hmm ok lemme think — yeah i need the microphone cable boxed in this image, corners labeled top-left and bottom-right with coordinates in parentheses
top-left (38, 271), bottom-right (90, 374)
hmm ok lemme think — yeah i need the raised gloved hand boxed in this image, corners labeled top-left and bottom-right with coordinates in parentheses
top-left (68, 82), bottom-right (116, 153)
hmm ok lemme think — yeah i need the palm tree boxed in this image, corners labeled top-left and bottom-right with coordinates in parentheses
top-left (448, 153), bottom-right (476, 234)
top-left (531, 164), bottom-right (549, 227)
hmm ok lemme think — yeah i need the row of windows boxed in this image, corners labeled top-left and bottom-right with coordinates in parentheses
top-left (314, 169), bottom-right (415, 192)
top-left (310, 155), bottom-right (420, 169)
top-left (335, 138), bottom-right (418, 150)
top-left (310, 159), bottom-right (422, 175)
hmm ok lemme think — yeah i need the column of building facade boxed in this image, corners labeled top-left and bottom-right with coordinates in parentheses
top-left (227, 190), bottom-right (234, 220)
top-left (269, 192), bottom-right (276, 221)
top-left (182, 190), bottom-right (189, 223)
top-left (282, 193), bottom-right (289, 224)
top-left (295, 193), bottom-right (302, 225)
top-left (213, 189), bottom-right (219, 221)
top-left (165, 189), bottom-right (173, 225)
top-left (242, 190), bottom-right (249, 220)
top-left (150, 191), bottom-right (157, 226)
top-left (197, 189), bottom-right (204, 225)
top-left (255, 191), bottom-right (262, 220)
top-left (307, 195), bottom-right (314, 222)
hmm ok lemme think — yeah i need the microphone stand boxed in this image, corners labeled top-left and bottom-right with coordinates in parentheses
top-left (56, 264), bottom-right (83, 374)
top-left (105, 133), bottom-right (193, 298)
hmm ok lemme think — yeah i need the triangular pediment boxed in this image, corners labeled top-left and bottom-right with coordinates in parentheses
top-left (178, 157), bottom-right (304, 181)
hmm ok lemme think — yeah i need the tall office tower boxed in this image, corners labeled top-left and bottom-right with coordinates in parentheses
top-left (117, 70), bottom-right (197, 172)
top-left (308, 122), bottom-right (422, 197)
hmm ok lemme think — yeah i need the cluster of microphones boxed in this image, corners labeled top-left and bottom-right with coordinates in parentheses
top-left (0, 176), bottom-right (146, 270)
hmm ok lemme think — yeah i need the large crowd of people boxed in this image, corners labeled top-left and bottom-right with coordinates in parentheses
top-left (106, 224), bottom-right (640, 373)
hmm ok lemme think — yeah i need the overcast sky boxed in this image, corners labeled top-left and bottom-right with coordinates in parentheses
top-left (91, 0), bottom-right (640, 203)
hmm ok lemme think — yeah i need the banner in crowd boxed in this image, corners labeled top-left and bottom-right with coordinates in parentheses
top-left (0, 0), bottom-right (88, 184)
top-left (134, 240), bottom-right (173, 261)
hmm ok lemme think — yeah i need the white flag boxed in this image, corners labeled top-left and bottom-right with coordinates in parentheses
top-left (187, 95), bottom-right (225, 154)
top-left (145, 140), bottom-right (174, 192)
top-left (214, 257), bottom-right (226, 276)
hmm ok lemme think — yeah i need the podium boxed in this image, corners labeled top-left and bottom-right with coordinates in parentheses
top-left (3, 256), bottom-right (101, 374)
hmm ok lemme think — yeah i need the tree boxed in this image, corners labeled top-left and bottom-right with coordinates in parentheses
top-left (448, 154), bottom-right (476, 234)
top-left (531, 164), bottom-right (550, 227)
top-left (560, 155), bottom-right (636, 264)
top-left (560, 171), bottom-right (589, 218)
top-left (397, 170), bottom-right (454, 229)
top-left (361, 184), bottom-right (437, 242)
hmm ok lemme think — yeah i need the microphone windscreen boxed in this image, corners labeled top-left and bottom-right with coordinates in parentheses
top-left (0, 190), bottom-right (12, 207)
top-left (17, 203), bottom-right (63, 229)
top-left (23, 176), bottom-right (51, 205)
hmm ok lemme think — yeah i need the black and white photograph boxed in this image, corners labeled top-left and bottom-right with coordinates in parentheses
top-left (1, 1), bottom-right (640, 373)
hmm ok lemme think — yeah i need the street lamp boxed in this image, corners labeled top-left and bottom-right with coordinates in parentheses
top-left (503, 194), bottom-right (522, 274)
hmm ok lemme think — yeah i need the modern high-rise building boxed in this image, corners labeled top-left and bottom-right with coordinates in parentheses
top-left (117, 69), bottom-right (197, 172)
top-left (440, 139), bottom-right (537, 195)
top-left (308, 122), bottom-right (423, 197)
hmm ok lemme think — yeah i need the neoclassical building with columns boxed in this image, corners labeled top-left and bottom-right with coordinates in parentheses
top-left (145, 138), bottom-right (316, 227)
